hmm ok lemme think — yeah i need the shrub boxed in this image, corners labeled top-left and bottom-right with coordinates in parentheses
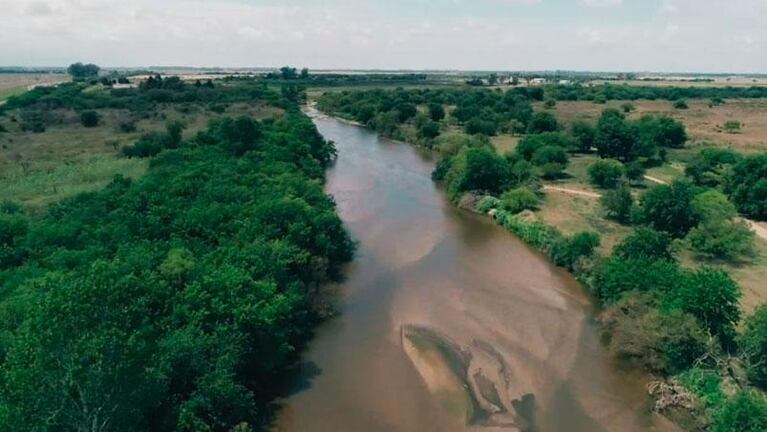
top-left (499, 187), bottom-right (539, 214)
top-left (543, 98), bottom-right (557, 109)
top-left (591, 256), bottom-right (682, 304)
top-left (570, 120), bottom-right (595, 153)
top-left (80, 110), bottom-right (100, 128)
top-left (601, 293), bottom-right (707, 374)
top-left (465, 117), bottom-right (497, 136)
top-left (712, 390), bottom-right (767, 432)
top-left (516, 132), bottom-right (574, 160)
top-left (118, 119), bottom-right (137, 133)
top-left (637, 180), bottom-right (700, 238)
top-left (686, 148), bottom-right (742, 187)
top-left (428, 103), bottom-right (445, 121)
top-left (531, 145), bottom-right (568, 166)
top-left (495, 210), bottom-right (561, 252)
top-left (527, 111), bottom-right (559, 133)
top-left (724, 153), bottom-right (767, 220)
top-left (601, 182), bottom-right (634, 223)
top-left (664, 267), bottom-right (741, 347)
top-left (442, 146), bottom-right (512, 200)
top-left (723, 121), bottom-right (741, 133)
top-left (673, 99), bottom-right (689, 109)
top-left (614, 227), bottom-right (674, 260)
top-left (550, 231), bottom-right (600, 270)
top-left (621, 102), bottom-right (635, 113)
top-left (687, 220), bottom-right (754, 261)
top-left (588, 159), bottom-right (626, 189)
top-left (418, 120), bottom-right (441, 140)
top-left (739, 305), bottom-right (767, 388)
top-left (476, 196), bottom-right (501, 214)
top-left (625, 161), bottom-right (646, 183)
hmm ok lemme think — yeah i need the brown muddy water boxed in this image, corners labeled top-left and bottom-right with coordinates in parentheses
top-left (276, 110), bottom-right (678, 432)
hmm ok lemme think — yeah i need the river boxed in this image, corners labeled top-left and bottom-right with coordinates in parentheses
top-left (276, 110), bottom-right (678, 432)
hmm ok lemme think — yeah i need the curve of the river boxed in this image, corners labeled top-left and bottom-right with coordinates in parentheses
top-left (276, 109), bottom-right (678, 432)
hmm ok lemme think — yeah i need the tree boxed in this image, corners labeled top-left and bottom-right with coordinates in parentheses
top-left (418, 121), bottom-right (440, 140)
top-left (80, 110), bottom-right (100, 128)
top-left (625, 161), bottom-right (646, 184)
top-left (601, 182), bottom-right (634, 223)
top-left (712, 390), bottom-right (767, 432)
top-left (299, 68), bottom-right (310, 79)
top-left (595, 109), bottom-right (641, 162)
top-left (686, 148), bottom-right (742, 187)
top-left (571, 120), bottom-right (595, 153)
top-left (740, 305), bottom-right (767, 388)
top-left (442, 146), bottom-right (512, 200)
top-left (279, 66), bottom-right (298, 80)
top-left (527, 111), bottom-right (559, 133)
top-left (67, 62), bottom-right (100, 80)
top-left (543, 98), bottom-right (557, 109)
top-left (395, 103), bottom-right (417, 123)
top-left (666, 268), bottom-right (741, 346)
top-left (637, 115), bottom-right (687, 149)
top-left (673, 99), bottom-right (689, 109)
top-left (588, 159), bottom-right (626, 189)
top-left (515, 132), bottom-right (574, 160)
top-left (550, 231), bottom-right (600, 270)
top-left (592, 256), bottom-right (682, 304)
top-left (428, 103), bottom-right (445, 121)
top-left (621, 102), bottom-right (635, 113)
top-left (687, 192), bottom-right (754, 261)
top-left (724, 153), bottom-right (767, 220)
top-left (614, 227), bottom-right (674, 260)
top-left (500, 187), bottom-right (539, 213)
top-left (637, 180), bottom-right (700, 238)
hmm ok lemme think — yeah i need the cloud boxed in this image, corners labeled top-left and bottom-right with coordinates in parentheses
top-left (23, 1), bottom-right (52, 15)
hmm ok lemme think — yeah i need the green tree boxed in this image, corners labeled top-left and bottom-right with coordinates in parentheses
top-left (442, 146), bottom-right (511, 200)
top-left (79, 110), bottom-right (100, 128)
top-left (527, 111), bottom-right (559, 133)
top-left (588, 159), bottom-right (626, 189)
top-left (724, 153), bottom-right (767, 220)
top-left (666, 268), bottom-right (741, 346)
top-left (499, 187), bottom-right (539, 213)
top-left (600, 182), bottom-right (634, 223)
top-left (712, 390), bottom-right (767, 432)
top-left (685, 148), bottom-right (742, 187)
top-left (550, 231), bottom-right (600, 270)
top-left (571, 120), bottom-right (595, 153)
top-left (592, 256), bottom-right (682, 304)
top-left (428, 103), bottom-right (446, 121)
top-left (637, 180), bottom-right (700, 238)
top-left (595, 109), bottom-right (641, 162)
top-left (418, 121), bottom-right (441, 140)
top-left (740, 305), bottom-right (767, 388)
top-left (67, 62), bottom-right (100, 80)
top-left (614, 227), bottom-right (674, 260)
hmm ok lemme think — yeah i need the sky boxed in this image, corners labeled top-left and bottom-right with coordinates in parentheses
top-left (1, 0), bottom-right (765, 73)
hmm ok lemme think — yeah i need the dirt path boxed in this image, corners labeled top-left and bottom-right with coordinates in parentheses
top-left (542, 185), bottom-right (602, 199)
top-left (643, 175), bottom-right (668, 185)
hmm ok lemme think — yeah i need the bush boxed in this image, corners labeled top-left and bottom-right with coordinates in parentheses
top-left (550, 231), bottom-right (600, 270)
top-left (118, 119), bottom-right (137, 133)
top-left (571, 120), bottom-right (595, 153)
top-left (441, 146), bottom-right (512, 200)
top-left (712, 390), bottom-right (767, 432)
top-left (543, 98), bottom-right (557, 109)
top-left (665, 267), bottom-right (741, 347)
top-left (476, 196), bottom-right (501, 214)
top-left (418, 120), bottom-right (441, 140)
top-left (591, 256), bottom-right (682, 304)
top-left (499, 187), bottom-right (539, 214)
top-left (614, 227), bottom-right (674, 260)
top-left (673, 99), bottom-right (689, 109)
top-left (600, 182), bottom-right (634, 223)
top-left (741, 305), bottom-right (767, 389)
top-left (637, 180), bottom-right (700, 238)
top-left (621, 102), bottom-right (635, 113)
top-left (465, 117), bottom-right (497, 136)
top-left (686, 148), bottom-right (742, 187)
top-left (428, 103), bottom-right (445, 121)
top-left (516, 132), bottom-right (574, 160)
top-left (625, 161), bottom-right (646, 183)
top-left (724, 153), bottom-right (767, 220)
top-left (80, 110), bottom-right (100, 128)
top-left (723, 121), bottom-right (741, 133)
top-left (687, 219), bottom-right (754, 261)
top-left (588, 159), bottom-right (626, 189)
top-left (527, 111), bottom-right (559, 133)
top-left (531, 145), bottom-right (568, 166)
top-left (601, 293), bottom-right (707, 374)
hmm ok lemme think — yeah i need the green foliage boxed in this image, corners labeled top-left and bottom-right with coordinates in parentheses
top-left (0, 110), bottom-right (354, 431)
top-left (625, 160), bottom-right (646, 183)
top-left (428, 103), bottom-right (445, 121)
top-left (122, 121), bottom-right (189, 158)
top-left (723, 120), bottom-right (741, 133)
top-left (591, 256), bottom-right (682, 304)
top-left (687, 220), bottom-right (754, 261)
top-left (550, 231), bottom-right (600, 270)
top-left (588, 159), bottom-right (626, 189)
top-left (724, 153), bottom-right (767, 220)
top-left (712, 390), bottom-right (767, 432)
top-left (637, 115), bottom-right (687, 149)
top-left (476, 196), bottom-right (501, 214)
top-left (499, 187), bottom-right (540, 213)
top-left (664, 267), bottom-right (741, 346)
top-left (440, 146), bottom-right (512, 200)
top-left (637, 180), bottom-right (701, 238)
top-left (570, 120), bottom-right (595, 153)
top-left (515, 132), bottom-right (574, 160)
top-left (600, 182), bottom-right (634, 223)
top-left (67, 62), bottom-right (100, 80)
top-left (495, 210), bottom-right (561, 252)
top-left (418, 120), bottom-right (441, 140)
top-left (614, 227), bottom-right (674, 260)
top-left (527, 111), bottom-right (559, 133)
top-left (686, 148), bottom-right (742, 187)
top-left (595, 108), bottom-right (641, 162)
top-left (79, 109), bottom-right (100, 128)
top-left (543, 98), bottom-right (557, 109)
top-left (673, 99), bottom-right (689, 109)
top-left (739, 305), bottom-right (767, 388)
top-left (621, 102), bottom-right (635, 113)
top-left (678, 368), bottom-right (727, 410)
top-left (601, 293), bottom-right (707, 374)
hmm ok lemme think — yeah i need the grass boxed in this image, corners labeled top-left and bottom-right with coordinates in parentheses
top-left (0, 157), bottom-right (148, 212)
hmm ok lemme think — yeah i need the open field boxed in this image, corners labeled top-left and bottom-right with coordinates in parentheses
top-left (0, 73), bottom-right (70, 101)
top-left (0, 97), bottom-right (283, 211)
top-left (539, 98), bottom-right (767, 153)
top-left (593, 78), bottom-right (767, 87)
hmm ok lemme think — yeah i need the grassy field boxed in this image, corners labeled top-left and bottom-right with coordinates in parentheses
top-left (0, 93), bottom-right (283, 211)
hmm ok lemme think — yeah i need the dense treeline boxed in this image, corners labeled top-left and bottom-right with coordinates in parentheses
top-left (544, 83), bottom-right (767, 102)
top-left (0, 94), bottom-right (354, 432)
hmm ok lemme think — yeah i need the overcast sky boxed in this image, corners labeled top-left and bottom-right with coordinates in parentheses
top-left (1, 0), bottom-right (765, 73)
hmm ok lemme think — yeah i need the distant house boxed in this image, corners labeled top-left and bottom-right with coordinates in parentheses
top-left (558, 80), bottom-right (571, 85)
top-left (530, 78), bottom-right (546, 86)
top-left (113, 83), bottom-right (138, 89)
